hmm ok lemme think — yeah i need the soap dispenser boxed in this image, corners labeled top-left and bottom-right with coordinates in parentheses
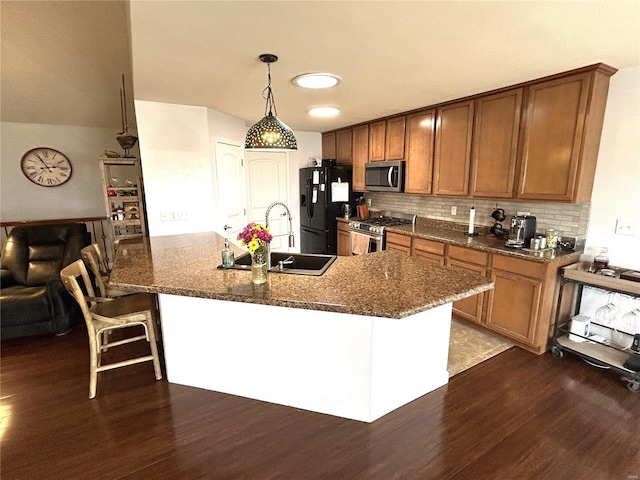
top-left (221, 225), bottom-right (234, 268)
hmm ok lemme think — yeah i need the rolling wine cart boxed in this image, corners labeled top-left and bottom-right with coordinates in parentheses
top-left (552, 263), bottom-right (640, 392)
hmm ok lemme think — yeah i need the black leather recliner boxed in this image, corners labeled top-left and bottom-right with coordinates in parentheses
top-left (1, 223), bottom-right (91, 339)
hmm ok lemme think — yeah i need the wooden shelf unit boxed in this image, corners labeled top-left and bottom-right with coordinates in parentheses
top-left (99, 157), bottom-right (148, 265)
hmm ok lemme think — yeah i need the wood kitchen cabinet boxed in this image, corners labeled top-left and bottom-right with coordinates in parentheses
top-left (387, 231), bottom-right (445, 263)
top-left (352, 124), bottom-right (369, 192)
top-left (486, 256), bottom-right (544, 346)
top-left (336, 128), bottom-right (352, 164)
top-left (516, 66), bottom-right (615, 202)
top-left (433, 100), bottom-right (474, 196)
top-left (337, 221), bottom-right (350, 256)
top-left (385, 231), bottom-right (412, 256)
top-left (411, 237), bottom-right (445, 265)
top-left (405, 109), bottom-right (436, 195)
top-left (370, 116), bottom-right (406, 162)
top-left (470, 89), bottom-right (522, 198)
top-left (322, 63), bottom-right (615, 204)
top-left (485, 253), bottom-right (577, 354)
top-left (446, 246), bottom-right (488, 324)
top-left (384, 229), bottom-right (579, 354)
top-left (322, 132), bottom-right (336, 160)
top-left (368, 120), bottom-right (386, 162)
top-left (384, 116), bottom-right (406, 160)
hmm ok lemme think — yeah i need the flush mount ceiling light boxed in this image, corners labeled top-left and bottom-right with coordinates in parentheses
top-left (308, 106), bottom-right (340, 118)
top-left (245, 54), bottom-right (297, 150)
top-left (293, 73), bottom-right (341, 89)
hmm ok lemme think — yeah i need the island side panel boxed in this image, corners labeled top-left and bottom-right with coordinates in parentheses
top-left (159, 294), bottom-right (375, 421)
top-left (158, 294), bottom-right (452, 423)
top-left (370, 303), bottom-right (451, 421)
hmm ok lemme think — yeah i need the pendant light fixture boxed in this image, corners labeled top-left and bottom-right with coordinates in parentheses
top-left (245, 54), bottom-right (297, 150)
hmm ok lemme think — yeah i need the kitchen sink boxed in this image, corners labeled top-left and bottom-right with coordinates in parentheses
top-left (219, 252), bottom-right (337, 276)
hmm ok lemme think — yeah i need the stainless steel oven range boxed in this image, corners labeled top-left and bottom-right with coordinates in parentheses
top-left (348, 212), bottom-right (416, 255)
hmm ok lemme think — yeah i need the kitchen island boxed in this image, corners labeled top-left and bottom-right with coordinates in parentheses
top-left (109, 232), bottom-right (493, 422)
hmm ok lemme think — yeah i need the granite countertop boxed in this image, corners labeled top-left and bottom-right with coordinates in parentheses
top-left (339, 217), bottom-right (581, 264)
top-left (108, 232), bottom-right (493, 319)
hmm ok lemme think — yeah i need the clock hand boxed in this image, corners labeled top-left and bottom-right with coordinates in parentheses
top-left (34, 153), bottom-right (53, 173)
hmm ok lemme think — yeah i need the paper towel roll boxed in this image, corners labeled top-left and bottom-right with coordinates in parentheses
top-left (569, 314), bottom-right (590, 342)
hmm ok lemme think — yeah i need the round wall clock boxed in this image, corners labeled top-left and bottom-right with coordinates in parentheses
top-left (20, 147), bottom-right (73, 187)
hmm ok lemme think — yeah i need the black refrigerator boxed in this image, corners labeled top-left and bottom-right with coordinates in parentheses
top-left (300, 165), bottom-right (356, 254)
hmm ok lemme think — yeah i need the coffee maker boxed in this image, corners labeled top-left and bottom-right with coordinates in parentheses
top-left (505, 215), bottom-right (537, 248)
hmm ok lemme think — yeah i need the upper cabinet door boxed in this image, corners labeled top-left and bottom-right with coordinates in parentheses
top-left (336, 128), bottom-right (353, 164)
top-left (516, 73), bottom-right (590, 202)
top-left (470, 88), bottom-right (522, 198)
top-left (405, 109), bottom-right (435, 195)
top-left (433, 100), bottom-right (474, 196)
top-left (368, 120), bottom-right (386, 162)
top-left (384, 116), bottom-right (406, 160)
top-left (322, 132), bottom-right (336, 160)
top-left (352, 124), bottom-right (369, 192)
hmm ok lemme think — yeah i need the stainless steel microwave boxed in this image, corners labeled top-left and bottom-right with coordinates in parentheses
top-left (364, 160), bottom-right (405, 192)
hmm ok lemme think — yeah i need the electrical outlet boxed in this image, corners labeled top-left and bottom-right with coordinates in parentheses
top-left (615, 219), bottom-right (637, 236)
top-left (170, 211), bottom-right (179, 222)
top-left (160, 211), bottom-right (169, 222)
top-left (179, 211), bottom-right (188, 221)
top-left (367, 198), bottom-right (372, 206)
top-left (451, 206), bottom-right (457, 216)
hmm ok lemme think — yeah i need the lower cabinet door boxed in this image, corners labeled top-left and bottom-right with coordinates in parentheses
top-left (486, 269), bottom-right (543, 345)
top-left (412, 250), bottom-right (445, 265)
top-left (386, 243), bottom-right (411, 256)
top-left (446, 259), bottom-right (486, 324)
top-left (337, 229), bottom-right (350, 256)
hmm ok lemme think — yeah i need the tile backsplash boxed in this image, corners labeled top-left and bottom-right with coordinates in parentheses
top-left (365, 192), bottom-right (590, 238)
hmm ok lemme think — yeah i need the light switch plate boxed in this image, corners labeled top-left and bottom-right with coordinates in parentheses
top-left (160, 211), bottom-right (169, 222)
top-left (451, 206), bottom-right (457, 215)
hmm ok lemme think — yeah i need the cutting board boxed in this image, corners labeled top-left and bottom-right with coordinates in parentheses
top-left (357, 204), bottom-right (369, 219)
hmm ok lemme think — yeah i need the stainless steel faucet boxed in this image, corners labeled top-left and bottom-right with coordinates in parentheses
top-left (265, 201), bottom-right (295, 269)
top-left (276, 255), bottom-right (295, 270)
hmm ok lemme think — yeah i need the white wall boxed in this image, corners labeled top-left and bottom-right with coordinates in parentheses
top-left (586, 65), bottom-right (640, 270)
top-left (0, 122), bottom-right (124, 222)
top-left (135, 101), bottom-right (219, 237)
top-left (135, 100), bottom-right (320, 239)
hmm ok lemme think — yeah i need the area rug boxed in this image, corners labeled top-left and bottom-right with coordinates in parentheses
top-left (448, 317), bottom-right (513, 377)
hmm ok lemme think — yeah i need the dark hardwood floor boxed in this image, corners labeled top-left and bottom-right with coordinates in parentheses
top-left (2, 325), bottom-right (639, 480)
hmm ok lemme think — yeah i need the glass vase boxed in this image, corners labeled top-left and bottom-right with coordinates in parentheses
top-left (251, 246), bottom-right (268, 285)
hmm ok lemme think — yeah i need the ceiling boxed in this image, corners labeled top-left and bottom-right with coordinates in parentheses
top-left (3, 1), bottom-right (639, 133)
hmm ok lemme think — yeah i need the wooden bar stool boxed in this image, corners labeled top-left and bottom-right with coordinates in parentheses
top-left (60, 260), bottom-right (162, 399)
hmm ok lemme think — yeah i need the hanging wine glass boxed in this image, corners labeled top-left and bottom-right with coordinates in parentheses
top-left (621, 299), bottom-right (640, 335)
top-left (594, 292), bottom-right (617, 325)
top-left (612, 298), bottom-right (639, 350)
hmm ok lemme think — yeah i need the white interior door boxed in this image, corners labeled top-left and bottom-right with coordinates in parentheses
top-left (245, 151), bottom-right (290, 251)
top-left (215, 141), bottom-right (246, 238)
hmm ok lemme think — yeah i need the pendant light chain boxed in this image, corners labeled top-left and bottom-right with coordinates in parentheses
top-left (263, 62), bottom-right (278, 117)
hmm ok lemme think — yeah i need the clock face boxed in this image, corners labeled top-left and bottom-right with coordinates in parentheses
top-left (20, 147), bottom-right (72, 187)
